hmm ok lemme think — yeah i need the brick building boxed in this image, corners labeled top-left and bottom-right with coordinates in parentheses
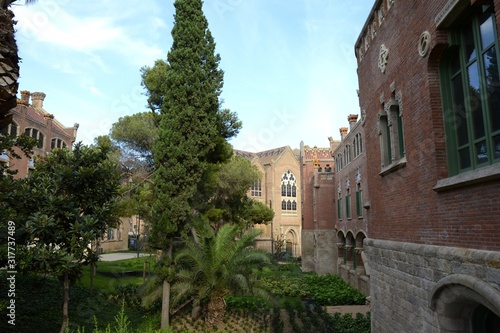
top-left (234, 146), bottom-right (302, 257)
top-left (1, 90), bottom-right (129, 252)
top-left (331, 114), bottom-right (370, 296)
top-left (0, 90), bottom-right (78, 178)
top-left (300, 141), bottom-right (337, 274)
top-left (1, 90), bottom-right (78, 178)
top-left (355, 0), bottom-right (500, 332)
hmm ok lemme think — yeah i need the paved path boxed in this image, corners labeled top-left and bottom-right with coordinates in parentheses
top-left (325, 305), bottom-right (370, 316)
top-left (99, 252), bottom-right (151, 261)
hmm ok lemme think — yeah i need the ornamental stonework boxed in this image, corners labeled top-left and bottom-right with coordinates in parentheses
top-left (378, 44), bottom-right (389, 73)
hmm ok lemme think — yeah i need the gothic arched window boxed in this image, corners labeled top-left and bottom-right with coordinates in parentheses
top-left (281, 170), bottom-right (297, 212)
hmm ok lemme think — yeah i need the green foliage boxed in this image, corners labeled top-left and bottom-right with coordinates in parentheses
top-left (110, 112), bottom-right (157, 169)
top-left (258, 272), bottom-right (366, 306)
top-left (204, 156), bottom-right (274, 230)
top-left (328, 312), bottom-right (371, 333)
top-left (0, 272), bottom-right (145, 333)
top-left (19, 143), bottom-right (121, 276)
top-left (305, 275), bottom-right (366, 306)
top-left (170, 224), bottom-right (271, 315)
top-left (224, 295), bottom-right (273, 313)
top-left (10, 143), bottom-right (121, 332)
top-left (147, 0), bottom-right (240, 250)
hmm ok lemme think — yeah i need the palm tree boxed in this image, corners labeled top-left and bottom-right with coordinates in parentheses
top-left (0, 0), bottom-right (36, 130)
top-left (172, 223), bottom-right (271, 327)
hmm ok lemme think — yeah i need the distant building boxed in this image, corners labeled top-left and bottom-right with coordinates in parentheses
top-left (1, 90), bottom-right (129, 253)
top-left (1, 90), bottom-right (78, 178)
top-left (234, 146), bottom-right (302, 257)
top-left (300, 141), bottom-right (337, 274)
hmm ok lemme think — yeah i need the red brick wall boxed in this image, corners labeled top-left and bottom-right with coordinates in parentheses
top-left (357, 0), bottom-right (500, 250)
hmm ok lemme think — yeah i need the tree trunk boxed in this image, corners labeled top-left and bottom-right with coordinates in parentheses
top-left (160, 243), bottom-right (173, 329)
top-left (0, 5), bottom-right (18, 130)
top-left (59, 271), bottom-right (70, 333)
top-left (206, 296), bottom-right (226, 327)
top-left (161, 279), bottom-right (171, 329)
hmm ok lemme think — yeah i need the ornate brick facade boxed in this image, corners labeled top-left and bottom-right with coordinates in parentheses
top-left (355, 0), bottom-right (500, 331)
top-left (1, 90), bottom-right (78, 178)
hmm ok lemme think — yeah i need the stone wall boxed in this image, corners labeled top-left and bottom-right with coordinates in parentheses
top-left (365, 238), bottom-right (500, 333)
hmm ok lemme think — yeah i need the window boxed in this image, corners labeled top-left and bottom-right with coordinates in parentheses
top-left (379, 110), bottom-right (392, 166)
top-left (441, 4), bottom-right (500, 175)
top-left (344, 145), bottom-right (351, 165)
top-left (251, 178), bottom-right (262, 197)
top-left (281, 170), bottom-right (297, 212)
top-left (107, 229), bottom-right (115, 240)
top-left (336, 153), bottom-right (343, 171)
top-left (379, 97), bottom-right (405, 169)
top-left (356, 183), bottom-right (363, 218)
top-left (24, 127), bottom-right (45, 149)
top-left (51, 138), bottom-right (67, 150)
top-left (0, 122), bottom-right (18, 136)
top-left (345, 187), bottom-right (351, 219)
top-left (354, 133), bottom-right (363, 157)
top-left (337, 190), bottom-right (342, 220)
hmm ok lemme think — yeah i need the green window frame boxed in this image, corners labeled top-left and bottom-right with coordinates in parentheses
top-left (440, 4), bottom-right (500, 175)
top-left (396, 110), bottom-right (405, 158)
top-left (345, 189), bottom-right (351, 219)
top-left (379, 112), bottom-right (392, 166)
top-left (356, 186), bottom-right (363, 218)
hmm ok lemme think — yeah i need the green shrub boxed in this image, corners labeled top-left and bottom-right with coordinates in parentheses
top-left (258, 272), bottom-right (366, 306)
top-left (225, 295), bottom-right (272, 313)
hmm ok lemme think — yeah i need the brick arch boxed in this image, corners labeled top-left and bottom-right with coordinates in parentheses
top-left (355, 230), bottom-right (367, 249)
top-left (429, 274), bottom-right (500, 331)
top-left (346, 231), bottom-right (355, 265)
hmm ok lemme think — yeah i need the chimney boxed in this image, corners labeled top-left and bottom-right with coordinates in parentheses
top-left (20, 90), bottom-right (30, 106)
top-left (348, 114), bottom-right (359, 130)
top-left (339, 127), bottom-right (348, 141)
top-left (31, 92), bottom-right (46, 109)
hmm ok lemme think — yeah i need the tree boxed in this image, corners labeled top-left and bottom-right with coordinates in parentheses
top-left (0, 0), bottom-right (37, 129)
top-left (109, 112), bottom-right (157, 170)
top-left (146, 0), bottom-right (239, 328)
top-left (204, 156), bottom-right (274, 231)
top-left (171, 223), bottom-right (271, 327)
top-left (18, 143), bottom-right (120, 333)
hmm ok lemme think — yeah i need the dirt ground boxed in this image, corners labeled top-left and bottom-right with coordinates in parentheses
top-left (325, 305), bottom-right (371, 316)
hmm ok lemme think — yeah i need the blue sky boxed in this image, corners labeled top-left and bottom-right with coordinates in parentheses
top-left (12, 0), bottom-right (374, 151)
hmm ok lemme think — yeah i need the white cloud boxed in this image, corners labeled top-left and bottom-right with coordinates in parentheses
top-left (13, 4), bottom-right (165, 67)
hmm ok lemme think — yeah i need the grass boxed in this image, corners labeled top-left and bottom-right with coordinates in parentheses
top-left (78, 255), bottom-right (156, 292)
top-left (0, 257), bottom-right (370, 332)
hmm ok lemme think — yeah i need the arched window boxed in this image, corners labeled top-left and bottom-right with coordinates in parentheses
top-left (51, 138), bottom-right (67, 150)
top-left (345, 145), bottom-right (351, 164)
top-left (24, 127), bottom-right (45, 149)
top-left (354, 133), bottom-right (363, 157)
top-left (281, 170), bottom-right (297, 212)
top-left (0, 121), bottom-right (18, 136)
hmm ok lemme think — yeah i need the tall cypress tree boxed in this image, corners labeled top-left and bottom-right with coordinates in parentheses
top-left (149, 0), bottom-right (230, 327)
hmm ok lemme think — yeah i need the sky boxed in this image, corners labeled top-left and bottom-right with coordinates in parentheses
top-left (12, 0), bottom-right (375, 152)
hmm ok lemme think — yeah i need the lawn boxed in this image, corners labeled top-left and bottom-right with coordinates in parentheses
top-left (78, 254), bottom-right (156, 291)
